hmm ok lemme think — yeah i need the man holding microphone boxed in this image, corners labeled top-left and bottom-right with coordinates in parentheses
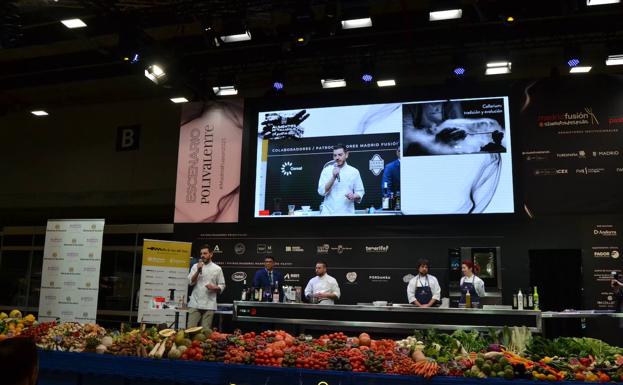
top-left (317, 144), bottom-right (365, 215)
top-left (187, 244), bottom-right (225, 329)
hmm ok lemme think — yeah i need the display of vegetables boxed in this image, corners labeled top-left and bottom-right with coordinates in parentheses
top-left (2, 312), bottom-right (623, 382)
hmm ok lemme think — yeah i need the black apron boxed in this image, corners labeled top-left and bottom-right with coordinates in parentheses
top-left (459, 276), bottom-right (481, 308)
top-left (415, 276), bottom-right (433, 304)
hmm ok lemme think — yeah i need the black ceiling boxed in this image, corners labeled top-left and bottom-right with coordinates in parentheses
top-left (1, 0), bottom-right (622, 109)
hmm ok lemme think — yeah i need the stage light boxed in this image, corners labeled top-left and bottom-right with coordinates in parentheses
top-left (272, 81), bottom-right (284, 91)
top-left (31, 110), bottom-right (49, 116)
top-left (220, 30), bottom-right (251, 43)
top-left (570, 66), bottom-right (592, 73)
top-left (321, 79), bottom-right (347, 89)
top-left (485, 61), bottom-right (511, 75)
top-left (130, 53), bottom-right (140, 64)
top-left (144, 64), bottom-right (166, 84)
top-left (567, 58), bottom-right (580, 67)
top-left (587, 0), bottom-right (620, 5)
top-left (61, 19), bottom-right (87, 29)
top-left (170, 97), bottom-right (189, 103)
top-left (453, 67), bottom-right (466, 76)
top-left (429, 9), bottom-right (462, 21)
top-left (506, 16), bottom-right (515, 23)
top-left (341, 18), bottom-right (373, 29)
top-left (606, 54), bottom-right (623, 66)
top-left (376, 79), bottom-right (396, 87)
top-left (361, 73), bottom-right (373, 83)
top-left (212, 86), bottom-right (238, 96)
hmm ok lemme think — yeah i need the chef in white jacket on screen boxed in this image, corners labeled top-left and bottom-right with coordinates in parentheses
top-left (317, 144), bottom-right (365, 215)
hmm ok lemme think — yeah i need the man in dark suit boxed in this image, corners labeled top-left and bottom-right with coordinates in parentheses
top-left (252, 256), bottom-right (284, 302)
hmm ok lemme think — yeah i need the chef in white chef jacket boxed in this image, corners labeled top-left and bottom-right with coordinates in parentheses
top-left (317, 144), bottom-right (365, 215)
top-left (304, 261), bottom-right (341, 304)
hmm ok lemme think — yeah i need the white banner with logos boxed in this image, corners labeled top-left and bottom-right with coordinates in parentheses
top-left (38, 219), bottom-right (105, 323)
top-left (137, 239), bottom-right (192, 325)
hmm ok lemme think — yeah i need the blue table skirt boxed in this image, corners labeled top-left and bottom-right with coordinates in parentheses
top-left (38, 350), bottom-right (621, 385)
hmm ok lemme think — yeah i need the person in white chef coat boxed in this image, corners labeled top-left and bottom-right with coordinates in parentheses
top-left (304, 261), bottom-right (341, 304)
top-left (317, 144), bottom-right (365, 215)
top-left (187, 244), bottom-right (226, 328)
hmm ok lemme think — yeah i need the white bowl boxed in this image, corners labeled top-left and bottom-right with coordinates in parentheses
top-left (372, 301), bottom-right (388, 306)
top-left (301, 205), bottom-right (311, 211)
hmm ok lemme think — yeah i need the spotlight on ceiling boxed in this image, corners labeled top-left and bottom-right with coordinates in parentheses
top-left (453, 66), bottom-right (466, 76)
top-left (485, 61), bottom-right (512, 75)
top-left (212, 86), bottom-right (238, 96)
top-left (61, 19), bottom-right (87, 29)
top-left (376, 79), bottom-right (396, 87)
top-left (321, 79), bottom-right (347, 89)
top-left (220, 30), bottom-right (251, 43)
top-left (429, 9), bottom-right (463, 21)
top-left (144, 64), bottom-right (166, 84)
top-left (170, 97), bottom-right (189, 104)
top-left (272, 81), bottom-right (284, 91)
top-left (341, 18), bottom-right (373, 29)
top-left (586, 0), bottom-right (620, 5)
top-left (570, 66), bottom-right (592, 73)
top-left (31, 110), bottom-right (49, 116)
top-left (606, 54), bottom-right (623, 66)
top-left (361, 73), bottom-right (374, 83)
top-left (567, 58), bottom-right (581, 67)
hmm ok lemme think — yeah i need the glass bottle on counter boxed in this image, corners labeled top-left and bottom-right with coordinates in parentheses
top-left (263, 286), bottom-right (273, 302)
top-left (272, 281), bottom-right (280, 303)
top-left (533, 286), bottom-right (540, 310)
top-left (241, 280), bottom-right (248, 301)
top-left (389, 192), bottom-right (395, 210)
top-left (382, 182), bottom-right (390, 210)
top-left (395, 191), bottom-right (401, 210)
top-left (512, 293), bottom-right (518, 309)
top-left (527, 291), bottom-right (534, 309)
top-left (517, 289), bottom-right (524, 310)
top-left (465, 290), bottom-right (472, 308)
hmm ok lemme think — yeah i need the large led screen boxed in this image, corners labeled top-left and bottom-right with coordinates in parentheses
top-left (254, 96), bottom-right (514, 217)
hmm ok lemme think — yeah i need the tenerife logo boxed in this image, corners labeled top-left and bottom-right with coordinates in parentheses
top-left (281, 161), bottom-right (302, 176)
top-left (369, 154), bottom-right (385, 176)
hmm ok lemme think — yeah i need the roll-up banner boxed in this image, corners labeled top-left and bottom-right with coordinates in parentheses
top-left (38, 219), bottom-right (105, 323)
top-left (137, 239), bottom-right (192, 325)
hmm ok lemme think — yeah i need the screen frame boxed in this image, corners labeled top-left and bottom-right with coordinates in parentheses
top-left (240, 81), bottom-right (525, 229)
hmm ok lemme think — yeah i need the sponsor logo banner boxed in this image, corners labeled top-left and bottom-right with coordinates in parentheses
top-left (138, 240), bottom-right (192, 325)
top-left (365, 245), bottom-right (390, 253)
top-left (39, 219), bottom-right (104, 324)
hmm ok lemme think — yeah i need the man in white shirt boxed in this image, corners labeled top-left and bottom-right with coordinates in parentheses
top-left (304, 261), bottom-right (341, 305)
top-left (187, 244), bottom-right (226, 328)
top-left (317, 144), bottom-right (365, 215)
top-left (407, 258), bottom-right (441, 307)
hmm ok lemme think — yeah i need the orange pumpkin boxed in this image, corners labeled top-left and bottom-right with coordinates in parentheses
top-left (358, 333), bottom-right (371, 347)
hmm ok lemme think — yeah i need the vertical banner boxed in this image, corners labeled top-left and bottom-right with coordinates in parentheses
top-left (38, 219), bottom-right (104, 323)
top-left (582, 218), bottom-right (622, 310)
top-left (138, 239), bottom-right (192, 325)
top-left (174, 100), bottom-right (243, 223)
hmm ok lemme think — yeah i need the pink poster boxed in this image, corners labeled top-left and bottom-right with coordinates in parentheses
top-left (174, 100), bottom-right (243, 223)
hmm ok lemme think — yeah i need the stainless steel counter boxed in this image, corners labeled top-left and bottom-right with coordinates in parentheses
top-left (233, 301), bottom-right (542, 332)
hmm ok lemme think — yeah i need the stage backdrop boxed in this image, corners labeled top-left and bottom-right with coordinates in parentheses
top-left (520, 74), bottom-right (623, 215)
top-left (38, 219), bottom-right (104, 323)
top-left (138, 239), bottom-right (192, 325)
top-left (174, 100), bottom-right (243, 223)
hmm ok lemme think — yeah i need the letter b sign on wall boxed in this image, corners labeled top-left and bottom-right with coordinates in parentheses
top-left (116, 124), bottom-right (141, 151)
